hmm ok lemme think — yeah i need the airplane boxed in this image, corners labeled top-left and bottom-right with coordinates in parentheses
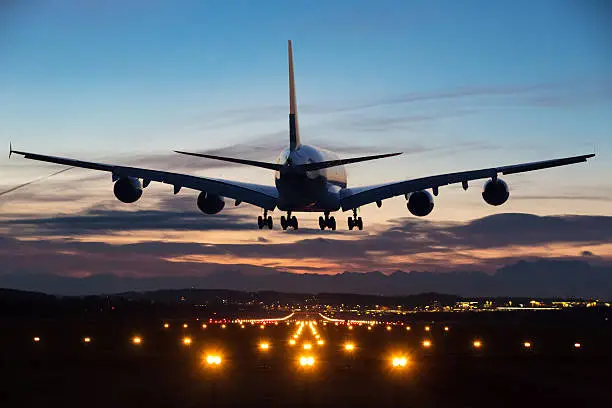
top-left (10, 40), bottom-right (595, 231)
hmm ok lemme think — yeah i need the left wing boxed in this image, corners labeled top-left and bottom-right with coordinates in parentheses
top-left (10, 149), bottom-right (278, 210)
top-left (340, 154), bottom-right (595, 211)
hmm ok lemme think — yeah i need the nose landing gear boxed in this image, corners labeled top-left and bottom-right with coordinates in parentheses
top-left (258, 209), bottom-right (273, 230)
top-left (348, 208), bottom-right (363, 230)
top-left (318, 212), bottom-right (336, 231)
top-left (281, 212), bottom-right (298, 230)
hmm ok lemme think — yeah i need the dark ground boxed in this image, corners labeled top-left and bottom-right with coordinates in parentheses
top-left (1, 310), bottom-right (610, 407)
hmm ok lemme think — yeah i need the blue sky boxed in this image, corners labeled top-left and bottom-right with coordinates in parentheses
top-left (0, 1), bottom-right (611, 280)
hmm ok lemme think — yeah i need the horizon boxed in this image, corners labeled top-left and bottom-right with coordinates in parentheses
top-left (1, 1), bottom-right (611, 295)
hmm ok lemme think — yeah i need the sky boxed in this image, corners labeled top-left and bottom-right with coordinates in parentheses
top-left (0, 1), bottom-right (611, 286)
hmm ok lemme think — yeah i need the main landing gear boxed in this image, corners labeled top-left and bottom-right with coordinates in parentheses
top-left (281, 212), bottom-right (298, 230)
top-left (257, 209), bottom-right (273, 230)
top-left (348, 208), bottom-right (363, 230)
top-left (319, 212), bottom-right (336, 230)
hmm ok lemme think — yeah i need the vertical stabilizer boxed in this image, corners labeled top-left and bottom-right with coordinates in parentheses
top-left (288, 40), bottom-right (300, 151)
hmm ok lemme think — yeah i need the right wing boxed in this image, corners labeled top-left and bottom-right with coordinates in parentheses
top-left (340, 154), bottom-right (595, 211)
top-left (10, 149), bottom-right (278, 210)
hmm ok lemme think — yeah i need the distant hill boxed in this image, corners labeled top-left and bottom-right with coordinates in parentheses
top-left (0, 259), bottom-right (610, 299)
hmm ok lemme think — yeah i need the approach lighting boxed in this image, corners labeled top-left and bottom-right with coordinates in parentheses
top-left (132, 336), bottom-right (142, 345)
top-left (299, 356), bottom-right (315, 367)
top-left (33, 337), bottom-right (40, 343)
top-left (182, 337), bottom-right (192, 346)
top-left (205, 355), bottom-right (222, 365)
top-left (83, 337), bottom-right (92, 343)
top-left (523, 341), bottom-right (532, 349)
top-left (303, 343), bottom-right (312, 350)
top-left (472, 340), bottom-right (482, 349)
top-left (344, 343), bottom-right (355, 352)
top-left (422, 339), bottom-right (432, 348)
top-left (163, 323), bottom-right (170, 329)
top-left (259, 342), bottom-right (270, 351)
top-left (391, 356), bottom-right (408, 368)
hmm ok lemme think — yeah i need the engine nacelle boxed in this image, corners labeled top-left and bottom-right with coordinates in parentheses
top-left (197, 192), bottom-right (225, 214)
top-left (113, 177), bottom-right (143, 203)
top-left (407, 190), bottom-right (434, 217)
top-left (482, 178), bottom-right (509, 206)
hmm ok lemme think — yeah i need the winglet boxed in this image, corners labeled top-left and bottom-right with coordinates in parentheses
top-left (9, 142), bottom-right (12, 159)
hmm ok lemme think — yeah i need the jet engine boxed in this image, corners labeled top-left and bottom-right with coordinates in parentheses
top-left (197, 192), bottom-right (225, 214)
top-left (113, 177), bottom-right (143, 203)
top-left (482, 178), bottom-right (509, 206)
top-left (407, 190), bottom-right (434, 217)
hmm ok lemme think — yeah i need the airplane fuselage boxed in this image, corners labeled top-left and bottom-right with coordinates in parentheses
top-left (275, 145), bottom-right (346, 212)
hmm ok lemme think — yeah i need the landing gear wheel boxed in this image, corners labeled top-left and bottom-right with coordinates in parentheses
top-left (319, 216), bottom-right (326, 230)
top-left (291, 216), bottom-right (298, 230)
top-left (281, 216), bottom-right (288, 230)
top-left (328, 216), bottom-right (336, 231)
top-left (266, 216), bottom-right (273, 229)
top-left (357, 217), bottom-right (363, 230)
top-left (348, 217), bottom-right (354, 230)
top-left (257, 216), bottom-right (264, 230)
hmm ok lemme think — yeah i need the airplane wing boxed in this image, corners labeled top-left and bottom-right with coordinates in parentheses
top-left (10, 149), bottom-right (279, 210)
top-left (340, 154), bottom-right (595, 211)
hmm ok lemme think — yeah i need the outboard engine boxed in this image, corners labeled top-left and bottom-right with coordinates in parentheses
top-left (113, 177), bottom-right (143, 203)
top-left (482, 179), bottom-right (509, 206)
top-left (197, 192), bottom-right (225, 214)
top-left (407, 190), bottom-right (434, 217)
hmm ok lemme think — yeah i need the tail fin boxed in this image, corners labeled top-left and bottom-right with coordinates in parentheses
top-left (288, 40), bottom-right (300, 151)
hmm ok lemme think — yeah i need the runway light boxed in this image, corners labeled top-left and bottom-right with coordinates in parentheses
top-left (367, 326), bottom-right (372, 331)
top-left (574, 342), bottom-right (581, 349)
top-left (205, 355), bottom-right (222, 365)
top-left (406, 326), bottom-right (411, 331)
top-left (386, 326), bottom-right (392, 331)
top-left (444, 326), bottom-right (449, 332)
top-left (473, 340), bottom-right (482, 349)
top-left (391, 356), bottom-right (408, 368)
top-left (259, 342), bottom-right (270, 351)
top-left (317, 340), bottom-right (325, 346)
top-left (344, 343), bottom-right (355, 352)
top-left (303, 343), bottom-right (312, 350)
top-left (132, 336), bottom-right (142, 345)
top-left (260, 325), bottom-right (265, 330)
top-left (33, 337), bottom-right (40, 343)
top-left (348, 325), bottom-right (353, 330)
top-left (299, 356), bottom-right (315, 367)
top-left (425, 326), bottom-right (431, 332)
top-left (183, 324), bottom-right (188, 328)
top-left (163, 323), bottom-right (170, 329)
top-left (221, 324), bottom-right (226, 329)
top-left (523, 341), bottom-right (532, 349)
top-left (422, 339), bottom-right (432, 348)
top-left (289, 339), bottom-right (296, 345)
top-left (83, 337), bottom-right (92, 344)
top-left (182, 337), bottom-right (192, 346)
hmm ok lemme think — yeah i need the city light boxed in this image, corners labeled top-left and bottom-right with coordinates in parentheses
top-left (205, 355), bottom-right (222, 365)
top-left (259, 342), bottom-right (270, 351)
top-left (299, 356), bottom-right (315, 367)
top-left (182, 337), bottom-right (192, 346)
top-left (422, 339), bottom-right (432, 348)
top-left (344, 343), bottom-right (355, 352)
top-left (132, 336), bottom-right (142, 345)
top-left (473, 340), bottom-right (482, 349)
top-left (391, 356), bottom-right (408, 368)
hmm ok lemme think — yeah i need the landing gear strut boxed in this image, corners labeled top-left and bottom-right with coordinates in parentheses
top-left (280, 211), bottom-right (298, 230)
top-left (257, 209), bottom-right (273, 230)
top-left (348, 208), bottom-right (363, 230)
top-left (318, 212), bottom-right (336, 231)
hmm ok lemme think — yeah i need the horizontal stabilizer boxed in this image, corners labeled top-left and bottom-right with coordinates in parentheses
top-left (174, 151), bottom-right (282, 171)
top-left (295, 152), bottom-right (402, 172)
